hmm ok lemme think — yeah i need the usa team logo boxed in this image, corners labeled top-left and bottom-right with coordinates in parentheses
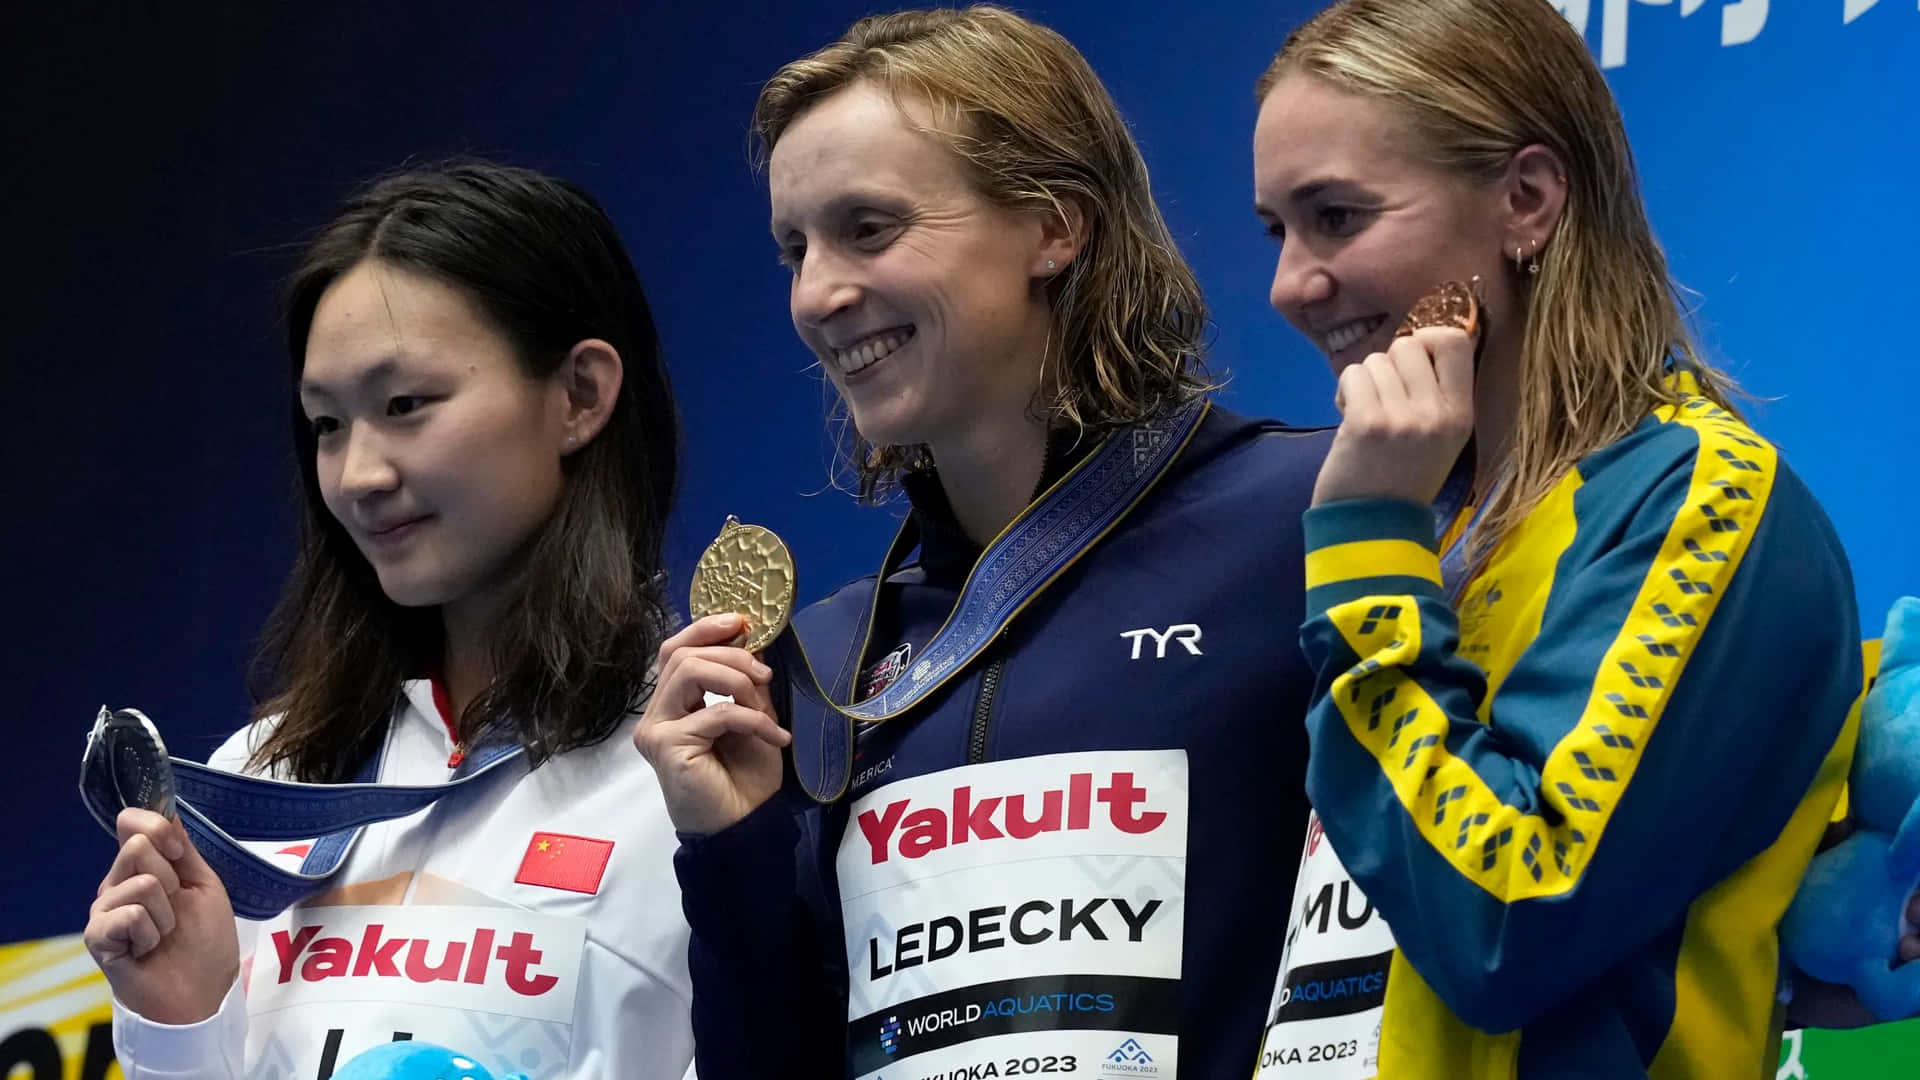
top-left (879, 1015), bottom-right (902, 1056)
top-left (863, 643), bottom-right (912, 698)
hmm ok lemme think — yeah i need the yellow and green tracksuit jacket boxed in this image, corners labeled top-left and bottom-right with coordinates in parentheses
top-left (1298, 374), bottom-right (1861, 1079)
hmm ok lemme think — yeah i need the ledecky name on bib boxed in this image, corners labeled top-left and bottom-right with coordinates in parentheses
top-left (1255, 812), bottom-right (1394, 1080)
top-left (247, 903), bottom-right (586, 1079)
top-left (838, 750), bottom-right (1187, 1080)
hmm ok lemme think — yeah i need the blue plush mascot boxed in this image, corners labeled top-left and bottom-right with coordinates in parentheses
top-left (1782, 595), bottom-right (1920, 1021)
top-left (329, 1041), bottom-right (530, 1080)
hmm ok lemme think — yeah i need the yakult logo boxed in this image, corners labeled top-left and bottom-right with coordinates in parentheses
top-left (271, 923), bottom-right (560, 996)
top-left (856, 770), bottom-right (1167, 865)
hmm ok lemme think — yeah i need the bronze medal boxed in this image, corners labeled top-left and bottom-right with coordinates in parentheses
top-left (688, 516), bottom-right (797, 654)
top-left (1397, 278), bottom-right (1482, 340)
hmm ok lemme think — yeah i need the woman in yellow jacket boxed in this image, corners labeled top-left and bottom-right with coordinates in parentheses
top-left (1250, 1), bottom-right (1861, 1077)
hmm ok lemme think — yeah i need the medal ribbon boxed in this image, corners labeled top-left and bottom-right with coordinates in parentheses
top-left (80, 729), bottom-right (523, 919)
top-left (774, 400), bottom-right (1210, 802)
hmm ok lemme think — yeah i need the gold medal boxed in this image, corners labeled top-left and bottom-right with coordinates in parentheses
top-left (689, 516), bottom-right (797, 654)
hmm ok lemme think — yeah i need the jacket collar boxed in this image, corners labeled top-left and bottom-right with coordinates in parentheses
top-left (899, 426), bottom-right (1094, 584)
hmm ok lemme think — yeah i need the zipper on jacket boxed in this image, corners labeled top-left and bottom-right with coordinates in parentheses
top-left (967, 657), bottom-right (1006, 764)
top-left (959, 437), bottom-right (1051, 767)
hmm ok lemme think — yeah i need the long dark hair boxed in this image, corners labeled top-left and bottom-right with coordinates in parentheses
top-left (248, 160), bottom-right (680, 783)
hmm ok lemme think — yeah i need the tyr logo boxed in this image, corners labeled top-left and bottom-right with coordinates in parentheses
top-left (1120, 623), bottom-right (1203, 660)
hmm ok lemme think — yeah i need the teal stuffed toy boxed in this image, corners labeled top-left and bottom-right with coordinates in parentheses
top-left (1782, 595), bottom-right (1920, 1021)
top-left (330, 1041), bottom-right (530, 1080)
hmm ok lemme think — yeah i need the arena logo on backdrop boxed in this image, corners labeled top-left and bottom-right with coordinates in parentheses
top-left (1552, 0), bottom-right (1914, 70)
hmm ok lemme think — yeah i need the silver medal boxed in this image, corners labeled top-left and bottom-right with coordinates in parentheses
top-left (86, 706), bottom-right (177, 819)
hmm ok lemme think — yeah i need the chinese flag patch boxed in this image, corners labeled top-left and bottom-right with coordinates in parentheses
top-left (514, 831), bottom-right (615, 895)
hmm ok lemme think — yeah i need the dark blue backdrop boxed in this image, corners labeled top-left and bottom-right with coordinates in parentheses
top-left (6, 0), bottom-right (1915, 941)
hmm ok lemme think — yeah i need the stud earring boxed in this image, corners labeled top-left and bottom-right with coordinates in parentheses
top-left (1046, 260), bottom-right (1057, 271)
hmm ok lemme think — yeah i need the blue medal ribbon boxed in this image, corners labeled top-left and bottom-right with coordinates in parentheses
top-left (1431, 439), bottom-right (1506, 602)
top-left (80, 721), bottom-right (523, 920)
top-left (777, 400), bottom-right (1210, 802)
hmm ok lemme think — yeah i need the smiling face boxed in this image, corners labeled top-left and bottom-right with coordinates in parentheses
top-left (1253, 73), bottom-right (1519, 377)
top-left (299, 260), bottom-right (570, 619)
top-left (768, 80), bottom-right (1059, 455)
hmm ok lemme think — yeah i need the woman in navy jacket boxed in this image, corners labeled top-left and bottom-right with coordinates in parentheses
top-left (635, 8), bottom-right (1328, 1078)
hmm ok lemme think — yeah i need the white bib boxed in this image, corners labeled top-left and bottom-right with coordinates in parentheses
top-left (1254, 811), bottom-right (1394, 1080)
top-left (244, 901), bottom-right (585, 1079)
top-left (837, 750), bottom-right (1188, 1080)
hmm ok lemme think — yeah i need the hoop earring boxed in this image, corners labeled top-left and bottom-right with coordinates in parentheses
top-left (1514, 241), bottom-right (1541, 276)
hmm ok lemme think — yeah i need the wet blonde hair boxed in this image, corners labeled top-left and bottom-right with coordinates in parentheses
top-left (755, 5), bottom-right (1212, 500)
top-left (1259, 0), bottom-right (1739, 560)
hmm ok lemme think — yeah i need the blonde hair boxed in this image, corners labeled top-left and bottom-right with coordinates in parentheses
top-left (1259, 0), bottom-right (1740, 561)
top-left (755, 5), bottom-right (1212, 501)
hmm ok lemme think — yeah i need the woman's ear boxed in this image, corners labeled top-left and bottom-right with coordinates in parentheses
top-left (1031, 195), bottom-right (1089, 280)
top-left (558, 339), bottom-right (624, 454)
top-left (1502, 143), bottom-right (1570, 260)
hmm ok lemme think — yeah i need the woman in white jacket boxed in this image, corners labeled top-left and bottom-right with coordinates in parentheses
top-left (81, 160), bottom-right (694, 1079)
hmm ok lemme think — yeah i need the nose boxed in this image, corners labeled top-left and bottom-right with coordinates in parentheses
top-left (1268, 237), bottom-right (1335, 323)
top-left (790, 247), bottom-right (862, 331)
top-left (336, 423), bottom-right (400, 499)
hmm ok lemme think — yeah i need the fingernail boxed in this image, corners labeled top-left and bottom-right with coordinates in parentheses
top-left (163, 832), bottom-right (186, 860)
top-left (754, 662), bottom-right (773, 680)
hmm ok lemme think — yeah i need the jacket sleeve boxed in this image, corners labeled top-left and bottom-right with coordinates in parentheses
top-left (674, 790), bottom-right (847, 1079)
top-left (111, 977), bottom-right (247, 1080)
top-left (1297, 423), bottom-right (1859, 1034)
top-left (109, 729), bottom-right (268, 1078)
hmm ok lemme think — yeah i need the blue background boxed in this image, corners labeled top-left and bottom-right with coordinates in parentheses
top-left (4, 0), bottom-right (1915, 940)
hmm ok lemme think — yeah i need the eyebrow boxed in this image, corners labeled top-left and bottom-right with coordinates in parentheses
top-left (1257, 176), bottom-right (1379, 219)
top-left (1288, 179), bottom-right (1344, 204)
top-left (298, 355), bottom-right (405, 399)
top-left (770, 190), bottom-right (906, 239)
top-left (1256, 177), bottom-right (1342, 218)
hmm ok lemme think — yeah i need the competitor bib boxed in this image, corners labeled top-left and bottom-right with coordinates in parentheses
top-left (1254, 812), bottom-right (1393, 1080)
top-left (838, 750), bottom-right (1188, 1080)
top-left (244, 887), bottom-right (585, 1080)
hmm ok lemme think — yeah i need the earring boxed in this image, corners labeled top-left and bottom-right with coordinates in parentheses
top-left (1514, 242), bottom-right (1541, 276)
top-left (1046, 260), bottom-right (1057, 271)
top-left (566, 434), bottom-right (577, 446)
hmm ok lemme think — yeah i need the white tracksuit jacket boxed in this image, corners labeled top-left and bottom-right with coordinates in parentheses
top-left (110, 680), bottom-right (694, 1080)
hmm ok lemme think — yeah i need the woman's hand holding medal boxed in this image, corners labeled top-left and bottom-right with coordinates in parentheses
top-left (82, 808), bottom-right (240, 1025)
top-left (635, 518), bottom-right (799, 836)
top-left (635, 614), bottom-right (791, 836)
top-left (1313, 281), bottom-right (1481, 508)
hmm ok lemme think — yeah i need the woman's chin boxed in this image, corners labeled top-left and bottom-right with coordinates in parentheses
top-left (373, 573), bottom-right (455, 610)
top-left (846, 406), bottom-right (928, 453)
